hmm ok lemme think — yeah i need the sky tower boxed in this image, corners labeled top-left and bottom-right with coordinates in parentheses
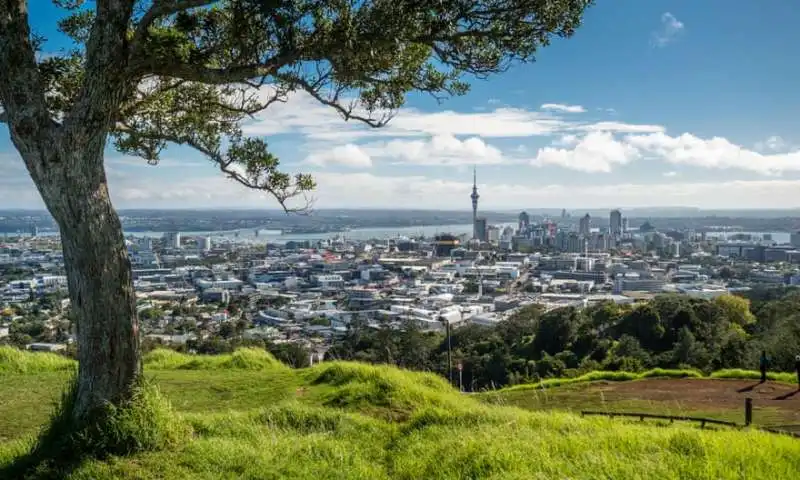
top-left (471, 166), bottom-right (480, 239)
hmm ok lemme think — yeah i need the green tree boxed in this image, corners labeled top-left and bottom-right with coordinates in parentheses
top-left (713, 294), bottom-right (756, 327)
top-left (531, 307), bottom-right (578, 356)
top-left (616, 304), bottom-right (665, 352)
top-left (267, 341), bottom-right (311, 368)
top-left (670, 327), bottom-right (710, 370)
top-left (0, 0), bottom-right (592, 420)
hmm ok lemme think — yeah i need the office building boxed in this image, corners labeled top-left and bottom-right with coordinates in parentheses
top-left (579, 214), bottom-right (591, 236)
top-left (197, 236), bottom-right (211, 252)
top-left (518, 211), bottom-right (530, 232)
top-left (474, 217), bottom-right (488, 242)
top-left (610, 209), bottom-right (622, 237)
top-left (163, 231), bottom-right (181, 249)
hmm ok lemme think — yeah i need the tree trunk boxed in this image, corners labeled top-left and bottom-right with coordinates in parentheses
top-left (39, 145), bottom-right (141, 421)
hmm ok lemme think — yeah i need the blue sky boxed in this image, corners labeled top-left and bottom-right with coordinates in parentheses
top-left (2, 1), bottom-right (800, 210)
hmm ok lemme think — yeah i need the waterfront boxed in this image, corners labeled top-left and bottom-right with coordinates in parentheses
top-left (126, 223), bottom-right (486, 243)
top-left (19, 226), bottom-right (792, 245)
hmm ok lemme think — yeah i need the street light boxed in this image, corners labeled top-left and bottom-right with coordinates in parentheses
top-left (439, 315), bottom-right (452, 385)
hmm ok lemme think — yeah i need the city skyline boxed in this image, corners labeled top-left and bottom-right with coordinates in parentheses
top-left (2, 2), bottom-right (800, 210)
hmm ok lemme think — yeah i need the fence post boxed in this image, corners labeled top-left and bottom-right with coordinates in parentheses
top-left (745, 398), bottom-right (753, 426)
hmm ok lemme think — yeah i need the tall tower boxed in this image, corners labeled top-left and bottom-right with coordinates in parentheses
top-left (471, 167), bottom-right (480, 239)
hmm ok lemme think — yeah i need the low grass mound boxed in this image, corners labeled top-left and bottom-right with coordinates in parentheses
top-left (304, 362), bottom-right (472, 418)
top-left (711, 369), bottom-right (796, 384)
top-left (143, 347), bottom-right (287, 371)
top-left (3, 356), bottom-right (800, 479)
top-left (389, 408), bottom-right (800, 480)
top-left (501, 368), bottom-right (703, 392)
top-left (5, 399), bottom-right (800, 479)
top-left (0, 346), bottom-right (75, 375)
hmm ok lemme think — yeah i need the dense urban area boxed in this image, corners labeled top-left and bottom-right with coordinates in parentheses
top-left (5, 199), bottom-right (800, 390)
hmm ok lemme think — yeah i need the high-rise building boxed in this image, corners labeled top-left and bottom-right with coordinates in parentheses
top-left (622, 217), bottom-right (629, 234)
top-left (163, 231), bottom-right (181, 249)
top-left (198, 236), bottom-right (212, 252)
top-left (474, 218), bottom-right (488, 242)
top-left (470, 167), bottom-right (480, 239)
top-left (487, 225), bottom-right (500, 243)
top-left (579, 214), bottom-right (591, 236)
top-left (610, 209), bottom-right (622, 237)
top-left (791, 231), bottom-right (800, 248)
top-left (518, 211), bottom-right (530, 232)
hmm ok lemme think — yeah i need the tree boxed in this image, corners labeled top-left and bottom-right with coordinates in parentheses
top-left (531, 307), bottom-right (578, 356)
top-left (713, 294), bottom-right (756, 327)
top-left (0, 0), bottom-right (592, 422)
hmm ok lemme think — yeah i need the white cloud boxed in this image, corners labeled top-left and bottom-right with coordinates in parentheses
top-left (6, 152), bottom-right (800, 209)
top-left (551, 134), bottom-right (580, 147)
top-left (531, 132), bottom-right (641, 173)
top-left (754, 135), bottom-right (788, 152)
top-left (652, 12), bottom-right (684, 47)
top-left (238, 85), bottom-right (659, 143)
top-left (303, 175), bottom-right (800, 209)
top-left (540, 103), bottom-right (586, 114)
top-left (576, 121), bottom-right (665, 134)
top-left (363, 134), bottom-right (506, 166)
top-left (663, 171), bottom-right (678, 177)
top-left (625, 132), bottom-right (800, 175)
top-left (305, 144), bottom-right (372, 168)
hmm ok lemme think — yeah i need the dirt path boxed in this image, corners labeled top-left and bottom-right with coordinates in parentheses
top-left (585, 378), bottom-right (800, 427)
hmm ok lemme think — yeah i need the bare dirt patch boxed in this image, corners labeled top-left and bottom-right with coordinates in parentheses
top-left (586, 379), bottom-right (800, 427)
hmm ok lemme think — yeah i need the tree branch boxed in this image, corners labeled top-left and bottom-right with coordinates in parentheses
top-left (113, 121), bottom-right (313, 214)
top-left (0, 0), bottom-right (57, 165)
top-left (131, 0), bottom-right (218, 53)
top-left (132, 48), bottom-right (299, 85)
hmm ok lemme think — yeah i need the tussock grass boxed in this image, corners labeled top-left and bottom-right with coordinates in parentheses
top-left (0, 347), bottom-right (75, 375)
top-left (2, 357), bottom-right (800, 479)
top-left (501, 368), bottom-right (703, 392)
top-left (305, 362), bottom-right (471, 417)
top-left (143, 347), bottom-right (287, 370)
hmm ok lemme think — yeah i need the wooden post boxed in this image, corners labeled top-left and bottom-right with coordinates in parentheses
top-left (745, 398), bottom-right (753, 426)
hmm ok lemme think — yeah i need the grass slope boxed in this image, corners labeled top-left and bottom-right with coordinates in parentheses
top-left (2, 347), bottom-right (800, 479)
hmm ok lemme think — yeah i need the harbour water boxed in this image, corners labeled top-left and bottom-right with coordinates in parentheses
top-left (26, 226), bottom-right (792, 245)
top-left (122, 223), bottom-right (483, 243)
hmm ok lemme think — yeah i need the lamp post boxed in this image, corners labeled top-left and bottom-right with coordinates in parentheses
top-left (440, 315), bottom-right (452, 385)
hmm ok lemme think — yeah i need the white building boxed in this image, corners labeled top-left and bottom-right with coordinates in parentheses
top-left (163, 232), bottom-right (182, 249)
top-left (197, 236), bottom-right (211, 252)
top-left (314, 274), bottom-right (345, 290)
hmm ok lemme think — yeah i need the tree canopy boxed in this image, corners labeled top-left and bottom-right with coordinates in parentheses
top-left (2, 0), bottom-right (593, 210)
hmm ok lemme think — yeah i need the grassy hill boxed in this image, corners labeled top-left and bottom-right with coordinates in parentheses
top-left (2, 347), bottom-right (800, 479)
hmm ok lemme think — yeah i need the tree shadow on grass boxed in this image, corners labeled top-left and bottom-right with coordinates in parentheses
top-left (773, 389), bottom-right (800, 401)
top-left (0, 381), bottom-right (96, 480)
top-left (1, 377), bottom-right (186, 479)
top-left (736, 382), bottom-right (763, 393)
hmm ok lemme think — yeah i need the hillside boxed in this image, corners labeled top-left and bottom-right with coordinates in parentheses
top-left (2, 348), bottom-right (800, 479)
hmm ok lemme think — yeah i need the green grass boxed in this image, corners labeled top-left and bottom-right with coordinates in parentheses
top-left (711, 369), bottom-right (797, 383)
top-left (499, 368), bottom-right (704, 393)
top-left (2, 347), bottom-right (800, 479)
top-left (142, 348), bottom-right (288, 371)
top-left (0, 347), bottom-right (75, 375)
